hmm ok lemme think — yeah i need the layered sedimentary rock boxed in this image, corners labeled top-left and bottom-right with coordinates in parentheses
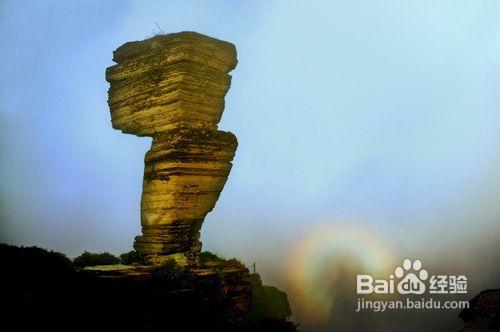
top-left (106, 32), bottom-right (238, 266)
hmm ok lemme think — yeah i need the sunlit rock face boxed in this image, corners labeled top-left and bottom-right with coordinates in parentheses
top-left (106, 32), bottom-right (238, 266)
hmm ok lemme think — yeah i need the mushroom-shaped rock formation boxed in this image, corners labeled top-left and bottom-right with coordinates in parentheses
top-left (106, 32), bottom-right (238, 266)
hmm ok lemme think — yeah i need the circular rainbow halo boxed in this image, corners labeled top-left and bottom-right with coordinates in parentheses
top-left (285, 222), bottom-right (395, 324)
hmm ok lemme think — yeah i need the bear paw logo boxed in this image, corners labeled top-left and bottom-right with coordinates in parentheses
top-left (395, 259), bottom-right (428, 295)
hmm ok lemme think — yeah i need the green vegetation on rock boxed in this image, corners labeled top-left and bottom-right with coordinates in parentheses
top-left (200, 251), bottom-right (246, 270)
top-left (200, 251), bottom-right (224, 264)
top-left (119, 250), bottom-right (142, 265)
top-left (246, 273), bottom-right (293, 322)
top-left (73, 251), bottom-right (120, 267)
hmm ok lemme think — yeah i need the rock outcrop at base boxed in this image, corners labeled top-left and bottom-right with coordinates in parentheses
top-left (106, 32), bottom-right (238, 266)
top-left (1, 244), bottom-right (298, 332)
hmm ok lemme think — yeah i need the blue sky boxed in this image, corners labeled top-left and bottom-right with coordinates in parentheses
top-left (1, 2), bottom-right (500, 326)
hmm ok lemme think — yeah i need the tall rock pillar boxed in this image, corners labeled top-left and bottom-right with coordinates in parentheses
top-left (105, 32), bottom-right (238, 266)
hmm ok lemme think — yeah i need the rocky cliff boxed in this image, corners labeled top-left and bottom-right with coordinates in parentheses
top-left (106, 32), bottom-right (238, 266)
top-left (1, 244), bottom-right (297, 332)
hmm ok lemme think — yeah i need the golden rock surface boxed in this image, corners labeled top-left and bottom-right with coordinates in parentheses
top-left (106, 32), bottom-right (238, 266)
top-left (106, 31), bottom-right (237, 136)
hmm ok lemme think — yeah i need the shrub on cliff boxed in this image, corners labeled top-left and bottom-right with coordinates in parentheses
top-left (246, 274), bottom-right (293, 322)
top-left (0, 243), bottom-right (75, 281)
top-left (119, 250), bottom-right (142, 265)
top-left (200, 251), bottom-right (246, 270)
top-left (224, 257), bottom-right (245, 268)
top-left (152, 259), bottom-right (194, 288)
top-left (73, 251), bottom-right (120, 267)
top-left (200, 251), bottom-right (224, 264)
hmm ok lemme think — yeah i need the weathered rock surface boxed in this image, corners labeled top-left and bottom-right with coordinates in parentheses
top-left (106, 32), bottom-right (238, 266)
top-left (106, 31), bottom-right (237, 136)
